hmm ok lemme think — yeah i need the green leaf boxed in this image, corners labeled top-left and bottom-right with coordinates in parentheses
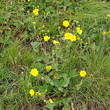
top-left (23, 17), bottom-right (31, 23)
top-left (68, 70), bottom-right (78, 78)
top-left (36, 57), bottom-right (43, 61)
top-left (45, 76), bottom-right (54, 86)
top-left (36, 62), bottom-right (44, 71)
top-left (45, 0), bottom-right (51, 2)
top-left (54, 79), bottom-right (63, 88)
top-left (54, 97), bottom-right (71, 106)
top-left (39, 84), bottom-right (48, 91)
top-left (62, 77), bottom-right (70, 87)
top-left (58, 73), bottom-right (67, 78)
top-left (64, 1), bottom-right (72, 6)
top-left (62, 106), bottom-right (70, 110)
top-left (46, 103), bottom-right (54, 110)
top-left (32, 41), bottom-right (41, 53)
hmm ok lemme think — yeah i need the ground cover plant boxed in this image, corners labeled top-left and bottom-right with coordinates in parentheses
top-left (0, 0), bottom-right (110, 110)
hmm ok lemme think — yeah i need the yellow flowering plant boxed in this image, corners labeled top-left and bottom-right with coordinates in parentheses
top-left (76, 27), bottom-right (82, 35)
top-left (49, 99), bottom-right (53, 103)
top-left (64, 33), bottom-right (71, 40)
top-left (63, 20), bottom-right (69, 27)
top-left (33, 8), bottom-right (39, 15)
top-left (30, 68), bottom-right (39, 76)
top-left (27, 19), bottom-right (87, 109)
top-left (29, 89), bottom-right (35, 96)
top-left (1, 0), bottom-right (110, 110)
top-left (64, 33), bottom-right (76, 42)
top-left (80, 70), bottom-right (86, 77)
top-left (53, 40), bottom-right (60, 45)
top-left (46, 65), bottom-right (52, 71)
top-left (44, 36), bottom-right (50, 41)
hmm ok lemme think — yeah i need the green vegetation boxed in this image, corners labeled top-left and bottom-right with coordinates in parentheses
top-left (0, 0), bottom-right (110, 110)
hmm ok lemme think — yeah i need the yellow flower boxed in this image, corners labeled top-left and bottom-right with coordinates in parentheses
top-left (32, 22), bottom-right (36, 24)
top-left (46, 65), bottom-right (52, 71)
top-left (70, 35), bottom-right (76, 42)
top-left (80, 39), bottom-right (83, 44)
top-left (76, 20), bottom-right (79, 24)
top-left (80, 70), bottom-right (86, 77)
top-left (76, 27), bottom-right (82, 35)
top-left (30, 68), bottom-right (39, 76)
top-left (42, 25), bottom-right (45, 28)
top-left (56, 35), bottom-right (59, 37)
top-left (77, 36), bottom-right (81, 41)
top-left (36, 92), bottom-right (42, 96)
top-left (52, 37), bottom-right (55, 39)
top-left (44, 36), bottom-right (50, 41)
top-left (53, 40), bottom-right (60, 45)
top-left (107, 32), bottom-right (110, 34)
top-left (33, 26), bottom-right (36, 29)
top-left (67, 28), bottom-right (70, 31)
top-left (107, 14), bottom-right (110, 18)
top-left (33, 8), bottom-right (39, 15)
top-left (44, 100), bottom-right (47, 102)
top-left (27, 11), bottom-right (30, 13)
top-left (53, 75), bottom-right (57, 79)
top-left (64, 33), bottom-right (71, 39)
top-left (49, 99), bottom-right (53, 103)
top-left (28, 0), bottom-right (30, 1)
top-left (47, 30), bottom-right (50, 33)
top-left (79, 30), bottom-right (82, 35)
top-left (52, 50), bottom-right (54, 52)
top-left (45, 89), bottom-right (47, 92)
top-left (58, 26), bottom-right (61, 29)
top-left (10, 1), bottom-right (12, 5)
top-left (21, 72), bottom-right (24, 74)
top-left (29, 89), bottom-right (35, 96)
top-left (63, 20), bottom-right (69, 27)
top-left (76, 27), bottom-right (80, 31)
top-left (47, 12), bottom-right (49, 15)
top-left (64, 33), bottom-right (77, 42)
top-left (72, 23), bottom-right (74, 25)
top-left (103, 31), bottom-right (106, 34)
top-left (42, 30), bottom-right (44, 32)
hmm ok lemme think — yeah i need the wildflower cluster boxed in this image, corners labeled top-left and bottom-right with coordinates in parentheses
top-left (62, 20), bottom-right (83, 44)
top-left (64, 33), bottom-right (76, 42)
top-left (29, 18), bottom-right (87, 104)
top-left (76, 27), bottom-right (82, 35)
top-left (1, 0), bottom-right (110, 110)
top-left (29, 87), bottom-right (53, 103)
top-left (44, 36), bottom-right (50, 41)
top-left (103, 31), bottom-right (110, 35)
top-left (26, 6), bottom-right (88, 109)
